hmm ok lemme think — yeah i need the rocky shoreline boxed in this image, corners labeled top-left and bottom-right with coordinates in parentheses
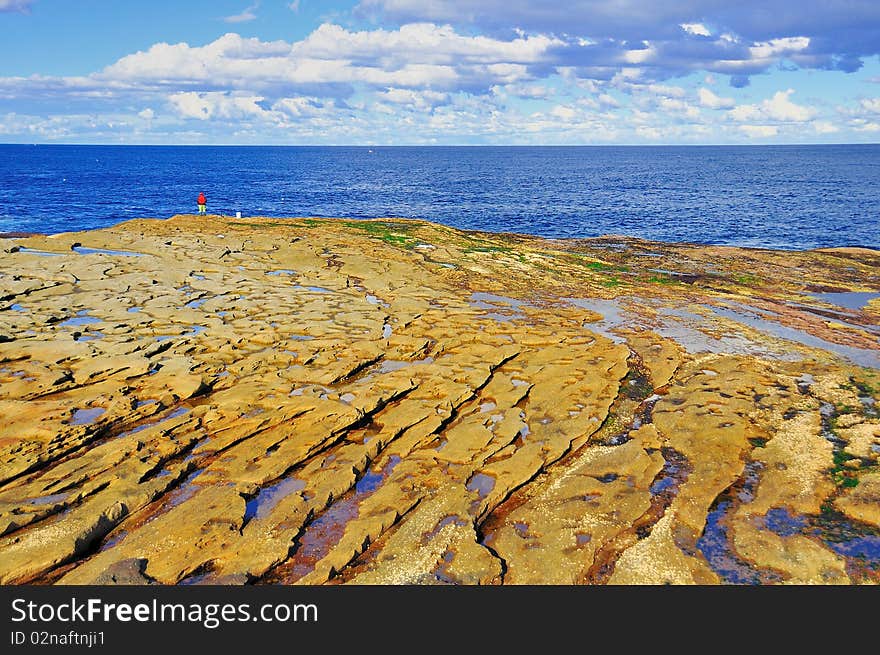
top-left (1, 214), bottom-right (878, 585)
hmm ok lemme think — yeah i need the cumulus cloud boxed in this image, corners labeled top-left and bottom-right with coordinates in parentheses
top-left (375, 88), bottom-right (450, 110)
top-left (493, 83), bottom-right (553, 99)
top-left (0, 12), bottom-right (867, 144)
top-left (681, 23), bottom-right (711, 37)
top-left (168, 92), bottom-right (272, 121)
top-left (292, 23), bottom-right (560, 66)
top-left (861, 98), bottom-right (880, 113)
top-left (358, 0), bottom-right (880, 79)
top-left (730, 89), bottom-right (815, 122)
top-left (812, 120), bottom-right (838, 134)
top-left (698, 87), bottom-right (734, 109)
top-left (92, 26), bottom-right (561, 95)
top-left (739, 124), bottom-right (778, 138)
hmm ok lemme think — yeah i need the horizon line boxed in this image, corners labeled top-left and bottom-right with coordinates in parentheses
top-left (2, 142), bottom-right (878, 148)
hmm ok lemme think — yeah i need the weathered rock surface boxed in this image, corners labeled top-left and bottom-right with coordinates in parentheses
top-left (0, 215), bottom-right (878, 585)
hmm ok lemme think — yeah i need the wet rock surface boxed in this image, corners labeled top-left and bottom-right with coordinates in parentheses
top-left (1, 215), bottom-right (879, 585)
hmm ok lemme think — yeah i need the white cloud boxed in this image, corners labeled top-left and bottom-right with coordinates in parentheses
top-left (494, 83), bottom-right (552, 99)
top-left (95, 26), bottom-right (560, 94)
top-left (636, 126), bottom-right (663, 140)
top-left (730, 89), bottom-right (815, 122)
top-left (293, 22), bottom-right (561, 65)
top-left (550, 104), bottom-right (578, 121)
top-left (813, 120), bottom-right (838, 134)
top-left (375, 87), bottom-right (449, 109)
top-left (357, 0), bottom-right (880, 81)
top-left (861, 98), bottom-right (880, 113)
top-left (0, 0), bottom-right (32, 12)
top-left (698, 87), bottom-right (734, 110)
top-left (739, 124), bottom-right (778, 138)
top-left (224, 2), bottom-right (260, 24)
top-left (168, 92), bottom-right (275, 121)
top-left (0, 14), bottom-right (874, 145)
top-left (622, 44), bottom-right (656, 65)
top-left (657, 97), bottom-right (700, 119)
top-left (749, 37), bottom-right (810, 60)
top-left (643, 83), bottom-right (685, 98)
top-left (681, 23), bottom-right (711, 37)
top-left (762, 89), bottom-right (816, 121)
top-left (288, 0), bottom-right (300, 12)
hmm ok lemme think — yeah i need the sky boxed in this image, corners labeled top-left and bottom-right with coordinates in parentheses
top-left (0, 0), bottom-right (878, 145)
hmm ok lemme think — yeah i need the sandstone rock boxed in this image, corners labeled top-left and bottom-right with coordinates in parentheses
top-left (0, 215), bottom-right (876, 586)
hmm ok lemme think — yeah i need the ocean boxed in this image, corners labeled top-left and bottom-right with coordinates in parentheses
top-left (0, 144), bottom-right (877, 250)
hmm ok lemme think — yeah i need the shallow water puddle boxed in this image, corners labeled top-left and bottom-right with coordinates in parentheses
top-left (760, 507), bottom-right (807, 536)
top-left (648, 448), bottom-right (689, 498)
top-left (710, 304), bottom-right (880, 369)
top-left (787, 301), bottom-right (880, 335)
top-left (18, 247), bottom-right (64, 257)
top-left (826, 534), bottom-right (880, 560)
top-left (471, 292), bottom-right (529, 309)
top-left (72, 246), bottom-right (144, 257)
top-left (71, 407), bottom-right (105, 425)
top-left (25, 492), bottom-right (70, 507)
top-left (699, 501), bottom-right (782, 584)
top-left (808, 291), bottom-right (880, 312)
top-left (115, 406), bottom-right (190, 440)
top-left (696, 461), bottom-right (781, 584)
top-left (762, 507), bottom-right (880, 582)
top-left (564, 297), bottom-right (628, 344)
top-left (244, 477), bottom-right (307, 522)
top-left (359, 356), bottom-right (434, 382)
top-left (293, 285), bottom-right (334, 294)
top-left (470, 292), bottom-right (530, 322)
top-left (58, 311), bottom-right (101, 327)
top-left (265, 455), bottom-right (402, 583)
top-left (184, 297), bottom-right (210, 310)
top-left (466, 472), bottom-right (496, 499)
top-left (655, 307), bottom-right (800, 361)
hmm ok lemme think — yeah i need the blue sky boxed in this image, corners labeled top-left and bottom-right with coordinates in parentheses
top-left (1, 0), bottom-right (878, 144)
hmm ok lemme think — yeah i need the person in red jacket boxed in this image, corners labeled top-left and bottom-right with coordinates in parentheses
top-left (197, 192), bottom-right (207, 215)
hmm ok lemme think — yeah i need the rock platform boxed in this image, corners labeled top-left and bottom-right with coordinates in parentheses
top-left (1, 215), bottom-right (878, 585)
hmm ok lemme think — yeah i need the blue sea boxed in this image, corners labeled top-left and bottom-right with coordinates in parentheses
top-left (0, 144), bottom-right (877, 250)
